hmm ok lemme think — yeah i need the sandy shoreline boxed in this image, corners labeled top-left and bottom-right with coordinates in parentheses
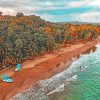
top-left (0, 39), bottom-right (99, 100)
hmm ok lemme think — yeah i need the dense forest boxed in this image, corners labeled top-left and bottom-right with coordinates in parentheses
top-left (0, 12), bottom-right (100, 69)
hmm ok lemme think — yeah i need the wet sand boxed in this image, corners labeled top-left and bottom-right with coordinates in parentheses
top-left (0, 39), bottom-right (99, 100)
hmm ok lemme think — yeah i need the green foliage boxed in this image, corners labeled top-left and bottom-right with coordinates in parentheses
top-left (54, 33), bottom-right (65, 44)
top-left (45, 34), bottom-right (55, 51)
top-left (0, 14), bottom-right (98, 68)
top-left (16, 12), bottom-right (24, 17)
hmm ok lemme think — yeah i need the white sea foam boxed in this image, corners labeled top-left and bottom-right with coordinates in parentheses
top-left (47, 84), bottom-right (65, 96)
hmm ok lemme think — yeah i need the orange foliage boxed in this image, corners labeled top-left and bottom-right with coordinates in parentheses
top-left (43, 25), bottom-right (55, 35)
top-left (10, 16), bottom-right (33, 26)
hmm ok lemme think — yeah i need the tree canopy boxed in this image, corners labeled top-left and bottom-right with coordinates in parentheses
top-left (0, 12), bottom-right (99, 69)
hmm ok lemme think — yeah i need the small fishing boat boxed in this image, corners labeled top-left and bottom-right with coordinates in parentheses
top-left (14, 63), bottom-right (21, 72)
top-left (1, 74), bottom-right (13, 83)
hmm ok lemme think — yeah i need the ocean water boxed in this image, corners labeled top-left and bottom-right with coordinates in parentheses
top-left (12, 44), bottom-right (100, 100)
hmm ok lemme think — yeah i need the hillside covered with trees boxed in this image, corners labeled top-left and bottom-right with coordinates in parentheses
top-left (0, 12), bottom-right (100, 69)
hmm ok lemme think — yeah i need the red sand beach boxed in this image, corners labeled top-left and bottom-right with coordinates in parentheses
top-left (0, 38), bottom-right (99, 100)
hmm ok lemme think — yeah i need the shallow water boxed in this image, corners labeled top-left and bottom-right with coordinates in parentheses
top-left (12, 44), bottom-right (100, 100)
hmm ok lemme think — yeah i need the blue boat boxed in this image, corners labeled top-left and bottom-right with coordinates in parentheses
top-left (2, 74), bottom-right (13, 83)
top-left (14, 63), bottom-right (21, 72)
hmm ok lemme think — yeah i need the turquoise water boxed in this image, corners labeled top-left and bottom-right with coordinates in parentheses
top-left (12, 45), bottom-right (100, 100)
top-left (50, 45), bottom-right (100, 100)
